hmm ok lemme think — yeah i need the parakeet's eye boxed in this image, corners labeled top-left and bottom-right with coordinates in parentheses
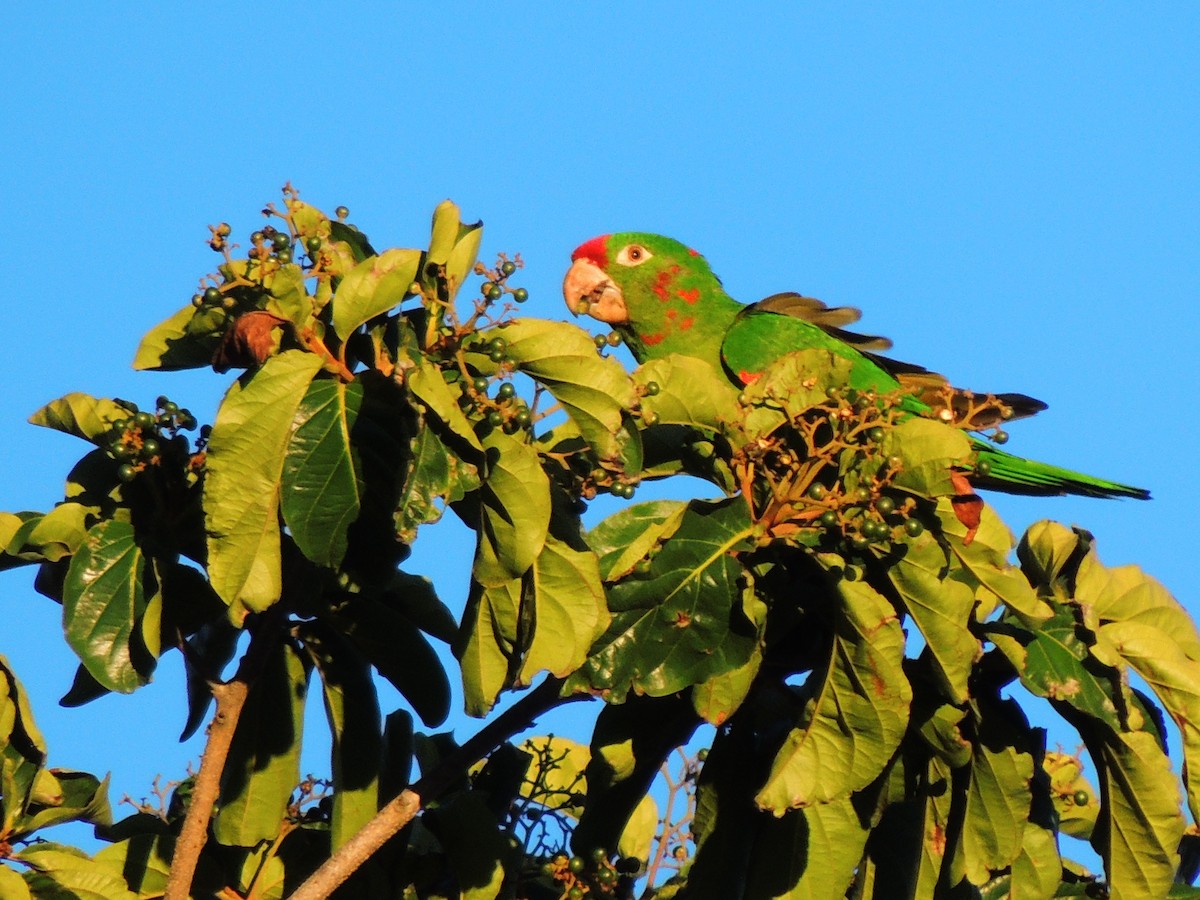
top-left (616, 244), bottom-right (653, 267)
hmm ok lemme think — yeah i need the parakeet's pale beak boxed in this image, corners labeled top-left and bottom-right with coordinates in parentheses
top-left (563, 258), bottom-right (628, 324)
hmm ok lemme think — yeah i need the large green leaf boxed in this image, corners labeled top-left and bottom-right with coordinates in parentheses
top-left (458, 578), bottom-right (522, 717)
top-left (755, 570), bottom-right (911, 812)
top-left (335, 588), bottom-right (451, 727)
top-left (881, 416), bottom-right (973, 498)
top-left (16, 842), bottom-right (139, 900)
top-left (744, 798), bottom-right (866, 899)
top-left (633, 354), bottom-right (740, 432)
top-left (330, 248), bottom-right (421, 341)
top-left (483, 319), bottom-right (639, 464)
top-left (518, 534), bottom-right (609, 684)
top-left (281, 378), bottom-right (363, 569)
top-left (28, 393), bottom-right (129, 445)
top-left (473, 428), bottom-right (551, 589)
top-left (887, 529), bottom-right (978, 704)
top-left (301, 624), bottom-right (382, 852)
top-left (62, 520), bottom-right (153, 693)
top-left (132, 303), bottom-right (224, 371)
top-left (18, 770), bottom-right (112, 835)
top-left (406, 356), bottom-right (484, 454)
top-left (214, 640), bottom-right (310, 846)
top-left (205, 350), bottom-right (323, 621)
top-left (573, 498), bottom-right (756, 699)
top-left (587, 499), bottom-right (687, 582)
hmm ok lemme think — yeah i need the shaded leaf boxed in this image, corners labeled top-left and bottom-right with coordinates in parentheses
top-left (331, 248), bottom-right (421, 341)
top-left (132, 303), bottom-right (224, 371)
top-left (29, 394), bottom-right (128, 445)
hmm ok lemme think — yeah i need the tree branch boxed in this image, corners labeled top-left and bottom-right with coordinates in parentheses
top-left (287, 676), bottom-right (588, 900)
top-left (165, 610), bottom-right (287, 900)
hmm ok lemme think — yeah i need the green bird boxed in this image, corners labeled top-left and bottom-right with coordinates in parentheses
top-left (562, 231), bottom-right (1149, 501)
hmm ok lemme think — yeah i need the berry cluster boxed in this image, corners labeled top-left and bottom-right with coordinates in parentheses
top-left (538, 847), bottom-right (632, 898)
top-left (104, 396), bottom-right (199, 484)
top-left (475, 255), bottom-right (529, 306)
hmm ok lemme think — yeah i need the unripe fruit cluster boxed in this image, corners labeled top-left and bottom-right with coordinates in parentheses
top-left (105, 397), bottom-right (198, 484)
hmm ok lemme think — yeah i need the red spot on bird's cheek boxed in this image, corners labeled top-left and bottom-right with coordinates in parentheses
top-left (677, 288), bottom-right (700, 304)
top-left (571, 235), bottom-right (610, 268)
top-left (652, 264), bottom-right (683, 301)
top-left (643, 332), bottom-right (667, 346)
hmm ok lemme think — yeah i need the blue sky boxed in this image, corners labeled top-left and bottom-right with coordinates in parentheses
top-left (2, 3), bottom-right (1197, 866)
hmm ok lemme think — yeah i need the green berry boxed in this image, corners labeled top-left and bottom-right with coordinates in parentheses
top-left (275, 249), bottom-right (293, 264)
top-left (540, 861), bottom-right (555, 877)
top-left (850, 535), bottom-right (870, 551)
top-left (140, 438), bottom-right (160, 459)
top-left (820, 510), bottom-right (838, 528)
top-left (1073, 790), bottom-right (1090, 806)
top-left (644, 381), bottom-right (660, 396)
top-left (976, 460), bottom-right (992, 477)
top-left (486, 411), bottom-right (503, 427)
top-left (134, 411), bottom-right (155, 429)
top-left (162, 401), bottom-right (179, 416)
top-left (591, 847), bottom-right (609, 863)
top-left (904, 519), bottom-right (924, 537)
top-left (156, 395), bottom-right (169, 409)
top-left (868, 426), bottom-right (886, 442)
top-left (854, 487), bottom-right (871, 503)
top-left (569, 856), bottom-right (586, 874)
top-left (825, 387), bottom-right (841, 400)
top-left (117, 464), bottom-right (137, 483)
top-left (597, 867), bottom-right (617, 886)
top-left (487, 285), bottom-right (504, 301)
top-left (179, 410), bottom-right (197, 430)
top-left (501, 261), bottom-right (517, 276)
top-left (497, 383), bottom-right (516, 400)
top-left (216, 223), bottom-right (232, 237)
top-left (112, 418), bottom-right (130, 434)
top-left (887, 455), bottom-right (904, 470)
top-left (112, 443), bottom-right (135, 461)
top-left (250, 231), bottom-right (265, 244)
top-left (513, 288), bottom-right (529, 303)
top-left (271, 232), bottom-right (292, 251)
top-left (606, 331), bottom-right (621, 347)
top-left (992, 430), bottom-right (1009, 445)
top-left (305, 236), bottom-right (322, 253)
top-left (488, 348), bottom-right (506, 363)
top-left (875, 496), bottom-right (896, 516)
top-left (472, 376), bottom-right (490, 393)
top-left (191, 294), bottom-right (204, 308)
top-left (488, 337), bottom-right (507, 354)
top-left (568, 887), bottom-right (584, 900)
top-left (203, 287), bottom-right (223, 304)
top-left (335, 206), bottom-right (349, 220)
top-left (806, 484), bottom-right (827, 501)
top-left (594, 334), bottom-right (608, 349)
top-left (515, 409), bottom-right (532, 427)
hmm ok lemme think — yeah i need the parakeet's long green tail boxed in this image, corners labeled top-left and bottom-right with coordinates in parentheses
top-left (971, 440), bottom-right (1150, 499)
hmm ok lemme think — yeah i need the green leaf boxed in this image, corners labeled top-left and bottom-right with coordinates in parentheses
top-left (473, 428), bottom-right (551, 589)
top-left (755, 569), bottom-right (910, 812)
top-left (396, 427), bottom-right (453, 542)
top-left (406, 356), bottom-right (484, 454)
top-left (736, 350), bottom-right (852, 443)
top-left (1009, 821), bottom-right (1061, 900)
top-left (331, 248), bottom-right (421, 341)
top-left (132, 303), bottom-right (223, 371)
top-left (458, 577), bottom-right (522, 717)
top-left (16, 842), bottom-right (139, 900)
top-left (517, 735), bottom-right (591, 818)
top-left (0, 866), bottom-right (31, 900)
top-left (425, 792), bottom-right (506, 900)
top-left (205, 350), bottom-right (323, 621)
top-left (28, 394), bottom-right (129, 445)
top-left (881, 416), bottom-right (973, 497)
top-left (634, 354), bottom-right (740, 432)
top-left (263, 263), bottom-right (313, 329)
top-left (63, 520), bottom-right (153, 694)
top-left (485, 319), bottom-right (639, 464)
top-left (744, 798), bottom-right (866, 899)
top-left (886, 529), bottom-right (978, 704)
top-left (215, 640), bottom-right (310, 846)
top-left (281, 378), bottom-right (363, 569)
top-left (20, 770), bottom-right (112, 834)
top-left (302, 625), bottom-right (382, 852)
top-left (587, 499), bottom-right (687, 582)
top-left (14, 502), bottom-right (92, 563)
top-left (573, 498), bottom-right (756, 699)
top-left (336, 589), bottom-right (451, 727)
top-left (518, 534), bottom-right (609, 684)
top-left (955, 699), bottom-right (1035, 886)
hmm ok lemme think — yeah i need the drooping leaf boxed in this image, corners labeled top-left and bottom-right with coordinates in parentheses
top-left (406, 356), bottom-right (484, 454)
top-left (301, 624), bottom-right (382, 852)
top-left (424, 792), bottom-right (506, 900)
top-left (214, 640), bottom-right (310, 846)
top-left (281, 378), bottom-right (363, 569)
top-left (755, 569), bottom-right (910, 812)
top-left (472, 428), bottom-right (551, 589)
top-left (132, 303), bottom-right (224, 371)
top-left (458, 577), bottom-right (522, 717)
top-left (205, 350), bottom-right (323, 621)
top-left (62, 520), bottom-right (153, 694)
top-left (29, 394), bottom-right (129, 445)
top-left (331, 248), bottom-right (421, 341)
top-left (16, 842), bottom-right (139, 900)
top-left (573, 498), bottom-right (756, 700)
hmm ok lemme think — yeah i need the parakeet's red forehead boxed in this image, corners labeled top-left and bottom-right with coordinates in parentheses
top-left (571, 235), bottom-right (610, 268)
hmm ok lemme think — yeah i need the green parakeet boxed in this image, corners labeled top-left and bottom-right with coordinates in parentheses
top-left (562, 231), bottom-right (1149, 501)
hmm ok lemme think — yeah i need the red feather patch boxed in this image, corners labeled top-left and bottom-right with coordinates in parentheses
top-left (572, 235), bottom-right (610, 268)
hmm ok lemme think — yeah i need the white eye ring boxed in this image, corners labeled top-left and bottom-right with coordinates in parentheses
top-left (615, 244), bottom-right (653, 266)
